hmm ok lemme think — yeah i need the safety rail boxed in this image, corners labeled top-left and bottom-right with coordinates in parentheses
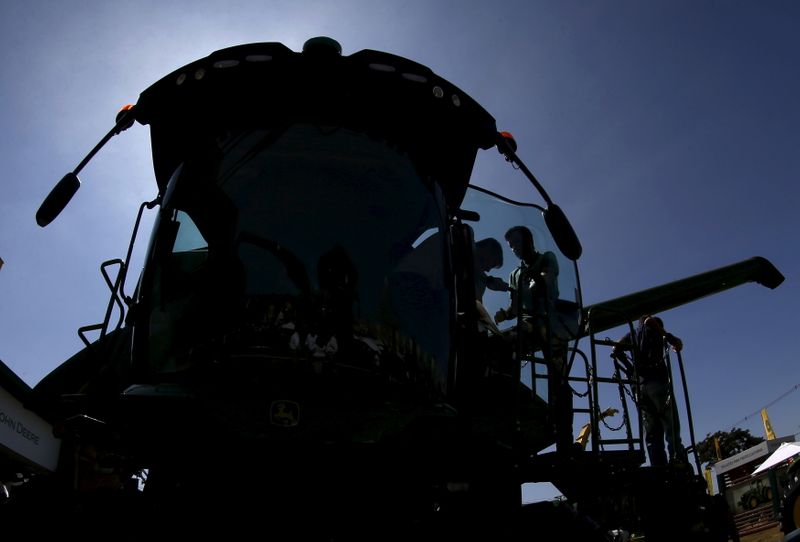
top-left (560, 304), bottom-right (703, 473)
top-left (523, 335), bottom-right (644, 457)
top-left (78, 258), bottom-right (126, 346)
top-left (75, 197), bottom-right (158, 347)
top-left (517, 303), bottom-right (648, 460)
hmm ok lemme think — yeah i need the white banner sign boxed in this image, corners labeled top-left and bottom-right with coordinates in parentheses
top-left (0, 386), bottom-right (60, 472)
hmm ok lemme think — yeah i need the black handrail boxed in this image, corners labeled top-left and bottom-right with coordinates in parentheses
top-left (674, 349), bottom-right (702, 474)
top-left (77, 259), bottom-right (124, 346)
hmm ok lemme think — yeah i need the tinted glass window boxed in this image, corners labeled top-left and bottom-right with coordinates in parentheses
top-left (144, 124), bottom-right (451, 395)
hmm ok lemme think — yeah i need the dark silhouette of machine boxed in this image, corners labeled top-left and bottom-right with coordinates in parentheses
top-left (13, 37), bottom-right (784, 540)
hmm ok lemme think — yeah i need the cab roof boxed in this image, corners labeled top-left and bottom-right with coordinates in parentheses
top-left (133, 38), bottom-right (499, 210)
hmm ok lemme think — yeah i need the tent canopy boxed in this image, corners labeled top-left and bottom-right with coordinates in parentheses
top-left (752, 442), bottom-right (800, 476)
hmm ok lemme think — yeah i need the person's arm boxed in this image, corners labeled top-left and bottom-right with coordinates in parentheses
top-left (611, 331), bottom-right (631, 358)
top-left (485, 275), bottom-right (509, 292)
top-left (494, 298), bottom-right (516, 323)
top-left (538, 252), bottom-right (559, 299)
top-left (664, 332), bottom-right (683, 352)
top-left (610, 332), bottom-right (634, 375)
top-left (494, 271), bottom-right (517, 323)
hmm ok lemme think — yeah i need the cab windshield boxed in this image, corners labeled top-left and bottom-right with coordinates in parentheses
top-left (462, 185), bottom-right (582, 398)
top-left (463, 185), bottom-right (580, 325)
top-left (141, 124), bottom-right (451, 394)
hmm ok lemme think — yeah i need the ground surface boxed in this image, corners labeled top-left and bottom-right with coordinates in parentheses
top-left (740, 525), bottom-right (785, 542)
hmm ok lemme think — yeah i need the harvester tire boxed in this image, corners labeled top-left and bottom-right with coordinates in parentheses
top-left (781, 472), bottom-right (800, 533)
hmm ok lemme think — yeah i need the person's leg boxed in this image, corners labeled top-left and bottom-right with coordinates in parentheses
top-left (640, 384), bottom-right (668, 466)
top-left (526, 318), bottom-right (573, 453)
top-left (661, 387), bottom-right (686, 462)
top-left (547, 340), bottom-right (574, 452)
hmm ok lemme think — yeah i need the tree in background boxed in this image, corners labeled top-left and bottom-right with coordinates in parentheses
top-left (696, 428), bottom-right (764, 463)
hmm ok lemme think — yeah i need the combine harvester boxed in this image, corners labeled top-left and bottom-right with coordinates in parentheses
top-left (9, 37), bottom-right (783, 540)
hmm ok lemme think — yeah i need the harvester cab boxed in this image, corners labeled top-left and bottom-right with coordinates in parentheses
top-left (23, 37), bottom-right (784, 540)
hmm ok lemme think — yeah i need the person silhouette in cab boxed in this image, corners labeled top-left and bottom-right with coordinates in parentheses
top-left (494, 226), bottom-right (572, 448)
top-left (473, 237), bottom-right (508, 303)
top-left (493, 225), bottom-right (559, 347)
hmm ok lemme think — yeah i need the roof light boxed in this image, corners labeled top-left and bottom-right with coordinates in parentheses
top-left (401, 73), bottom-right (427, 83)
top-left (246, 54), bottom-right (272, 62)
top-left (368, 63), bottom-right (396, 72)
top-left (115, 104), bottom-right (135, 132)
top-left (213, 59), bottom-right (240, 68)
top-left (499, 131), bottom-right (517, 153)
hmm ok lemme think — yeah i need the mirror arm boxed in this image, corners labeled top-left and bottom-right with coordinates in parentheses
top-left (36, 105), bottom-right (138, 227)
top-left (496, 131), bottom-right (583, 260)
top-left (74, 106), bottom-right (136, 177)
top-left (495, 131), bottom-right (554, 206)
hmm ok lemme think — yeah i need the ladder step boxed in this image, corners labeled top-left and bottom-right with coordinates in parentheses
top-left (598, 438), bottom-right (642, 446)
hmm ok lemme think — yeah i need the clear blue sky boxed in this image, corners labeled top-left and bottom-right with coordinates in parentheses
top-left (1, 1), bottom-right (797, 502)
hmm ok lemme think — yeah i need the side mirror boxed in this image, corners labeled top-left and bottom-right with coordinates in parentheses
top-left (36, 173), bottom-right (81, 227)
top-left (544, 204), bottom-right (582, 261)
top-left (35, 104), bottom-right (138, 227)
top-left (493, 131), bottom-right (582, 260)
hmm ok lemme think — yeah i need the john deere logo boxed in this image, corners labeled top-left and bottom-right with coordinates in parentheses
top-left (270, 400), bottom-right (300, 427)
